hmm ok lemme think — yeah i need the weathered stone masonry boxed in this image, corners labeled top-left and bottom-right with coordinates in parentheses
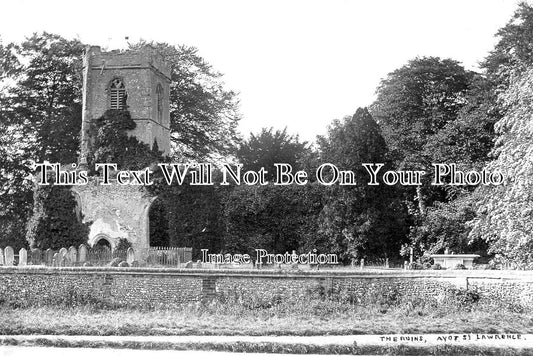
top-left (80, 46), bottom-right (171, 159)
top-left (72, 181), bottom-right (154, 253)
top-left (75, 45), bottom-right (172, 254)
top-left (1, 268), bottom-right (533, 308)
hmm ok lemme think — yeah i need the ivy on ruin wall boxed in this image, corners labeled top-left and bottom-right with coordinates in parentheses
top-left (26, 110), bottom-right (166, 249)
top-left (89, 109), bottom-right (164, 171)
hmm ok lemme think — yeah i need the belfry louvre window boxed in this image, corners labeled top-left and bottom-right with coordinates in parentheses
top-left (156, 84), bottom-right (163, 123)
top-left (110, 78), bottom-right (126, 109)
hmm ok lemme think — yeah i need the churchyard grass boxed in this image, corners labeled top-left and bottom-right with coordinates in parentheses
top-left (1, 298), bottom-right (531, 336)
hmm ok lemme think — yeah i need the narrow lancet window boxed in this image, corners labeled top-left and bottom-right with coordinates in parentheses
top-left (156, 84), bottom-right (163, 123)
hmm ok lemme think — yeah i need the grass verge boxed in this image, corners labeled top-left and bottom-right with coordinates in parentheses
top-left (1, 300), bottom-right (532, 336)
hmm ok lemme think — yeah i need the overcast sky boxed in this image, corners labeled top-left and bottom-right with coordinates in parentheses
top-left (0, 0), bottom-right (525, 143)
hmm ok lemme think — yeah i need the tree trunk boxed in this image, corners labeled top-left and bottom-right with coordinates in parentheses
top-left (416, 185), bottom-right (426, 215)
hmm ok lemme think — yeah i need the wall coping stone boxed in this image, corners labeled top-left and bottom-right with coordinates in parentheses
top-left (1, 266), bottom-right (532, 281)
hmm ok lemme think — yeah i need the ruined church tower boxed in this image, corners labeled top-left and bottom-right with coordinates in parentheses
top-left (74, 46), bottom-right (172, 255)
top-left (80, 46), bottom-right (171, 163)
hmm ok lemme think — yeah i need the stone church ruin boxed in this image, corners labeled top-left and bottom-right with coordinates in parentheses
top-left (73, 46), bottom-right (172, 256)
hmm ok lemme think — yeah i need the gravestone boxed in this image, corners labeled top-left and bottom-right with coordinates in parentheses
top-left (52, 252), bottom-right (59, 267)
top-left (58, 248), bottom-right (68, 266)
top-left (59, 253), bottom-right (67, 267)
top-left (31, 248), bottom-right (42, 265)
top-left (45, 249), bottom-right (54, 266)
top-left (4, 246), bottom-right (14, 266)
top-left (68, 246), bottom-right (77, 266)
top-left (18, 248), bottom-right (27, 266)
top-left (126, 247), bottom-right (135, 265)
top-left (0, 248), bottom-right (4, 265)
top-left (78, 244), bottom-right (88, 264)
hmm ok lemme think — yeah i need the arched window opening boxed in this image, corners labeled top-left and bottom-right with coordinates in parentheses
top-left (156, 84), bottom-right (163, 123)
top-left (94, 237), bottom-right (112, 251)
top-left (110, 78), bottom-right (127, 110)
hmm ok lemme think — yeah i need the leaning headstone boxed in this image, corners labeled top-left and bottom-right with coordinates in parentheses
top-left (78, 244), bottom-right (88, 264)
top-left (18, 248), bottom-right (27, 266)
top-left (4, 246), bottom-right (14, 266)
top-left (118, 261), bottom-right (129, 268)
top-left (0, 248), bottom-right (4, 266)
top-left (59, 247), bottom-right (68, 257)
top-left (126, 247), bottom-right (135, 265)
top-left (67, 246), bottom-right (77, 266)
top-left (45, 249), bottom-right (54, 266)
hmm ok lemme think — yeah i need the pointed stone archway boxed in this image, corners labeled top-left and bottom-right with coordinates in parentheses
top-left (92, 233), bottom-right (114, 250)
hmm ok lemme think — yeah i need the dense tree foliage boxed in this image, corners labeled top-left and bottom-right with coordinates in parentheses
top-left (26, 184), bottom-right (89, 250)
top-left (469, 69), bottom-right (533, 264)
top-left (386, 3), bottom-right (533, 261)
top-left (372, 57), bottom-right (473, 169)
top-left (0, 33), bottom-right (84, 249)
top-left (223, 183), bottom-right (323, 257)
top-left (316, 108), bottom-right (409, 262)
top-left (370, 54), bottom-right (506, 258)
top-left (371, 57), bottom-right (476, 212)
top-left (483, 2), bottom-right (533, 86)
top-left (0, 33), bottom-right (84, 164)
top-left (409, 193), bottom-right (487, 256)
top-left (236, 127), bottom-right (308, 181)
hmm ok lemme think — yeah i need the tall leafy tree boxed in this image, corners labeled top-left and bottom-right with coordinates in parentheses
top-left (316, 108), bottom-right (408, 262)
top-left (371, 57), bottom-right (475, 213)
top-left (0, 33), bottom-right (85, 164)
top-left (372, 3), bottom-right (533, 258)
top-left (483, 2), bottom-right (533, 87)
top-left (0, 33), bottom-right (84, 249)
top-left (129, 41), bottom-right (242, 161)
top-left (469, 68), bottom-right (533, 264)
top-left (463, 2), bottom-right (533, 265)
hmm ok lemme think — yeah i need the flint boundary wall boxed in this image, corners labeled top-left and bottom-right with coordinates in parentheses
top-left (0, 267), bottom-right (532, 308)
